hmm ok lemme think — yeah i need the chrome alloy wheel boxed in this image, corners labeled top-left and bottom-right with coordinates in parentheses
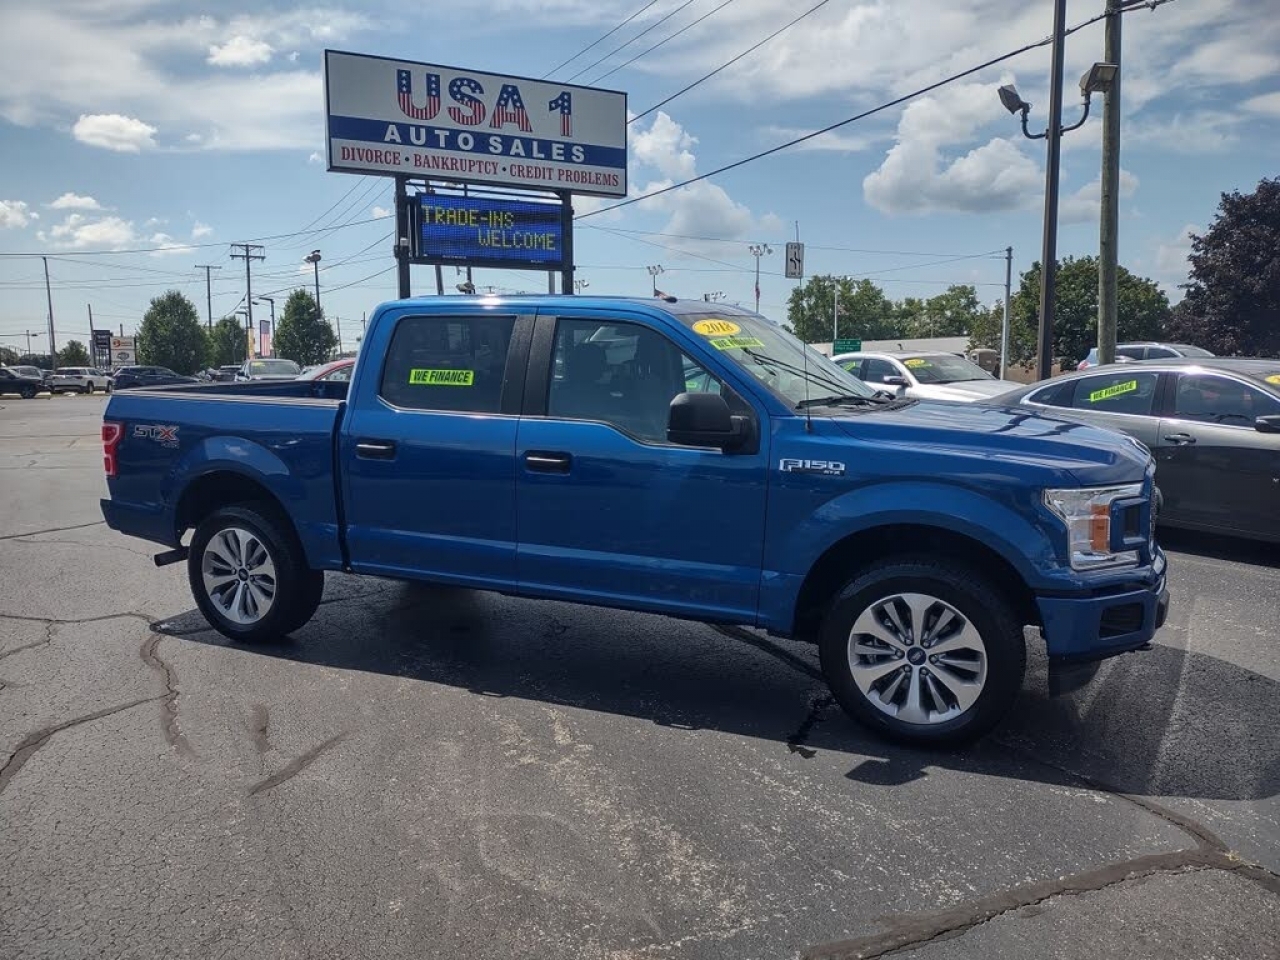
top-left (847, 592), bottom-right (988, 725)
top-left (201, 526), bottom-right (278, 625)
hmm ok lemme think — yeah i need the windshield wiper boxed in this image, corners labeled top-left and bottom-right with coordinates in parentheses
top-left (796, 394), bottom-right (887, 409)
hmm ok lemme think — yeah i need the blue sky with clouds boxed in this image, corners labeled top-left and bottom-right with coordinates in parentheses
top-left (1, 0), bottom-right (1277, 351)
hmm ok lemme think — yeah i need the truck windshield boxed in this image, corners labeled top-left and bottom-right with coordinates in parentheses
top-left (679, 311), bottom-right (878, 408)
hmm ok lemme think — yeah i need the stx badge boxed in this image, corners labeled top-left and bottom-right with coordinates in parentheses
top-left (133, 424), bottom-right (179, 447)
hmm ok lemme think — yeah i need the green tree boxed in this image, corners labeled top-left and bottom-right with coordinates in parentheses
top-left (137, 290), bottom-right (208, 374)
top-left (967, 300), bottom-right (1037, 367)
top-left (896, 285), bottom-right (986, 339)
top-left (1162, 177), bottom-right (1280, 357)
top-left (970, 257), bottom-right (1169, 369)
top-left (787, 275), bottom-right (900, 344)
top-left (0, 345), bottom-right (19, 365)
top-left (58, 340), bottom-right (91, 366)
top-left (274, 289), bottom-right (336, 365)
top-left (210, 316), bottom-right (248, 366)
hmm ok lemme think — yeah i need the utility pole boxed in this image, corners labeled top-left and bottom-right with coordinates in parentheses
top-left (1097, 0), bottom-right (1123, 367)
top-left (1035, 0), bottom-right (1068, 382)
top-left (749, 244), bottom-right (772, 313)
top-left (87, 303), bottom-right (93, 367)
top-left (229, 244), bottom-right (265, 358)
top-left (1001, 247), bottom-right (1013, 380)
top-left (195, 264), bottom-right (222, 330)
top-left (832, 285), bottom-right (841, 344)
top-left (42, 256), bottom-right (56, 362)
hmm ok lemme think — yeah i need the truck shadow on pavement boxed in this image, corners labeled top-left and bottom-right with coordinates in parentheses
top-left (155, 576), bottom-right (1279, 804)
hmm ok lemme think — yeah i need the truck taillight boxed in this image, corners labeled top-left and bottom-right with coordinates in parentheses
top-left (103, 421), bottom-right (123, 477)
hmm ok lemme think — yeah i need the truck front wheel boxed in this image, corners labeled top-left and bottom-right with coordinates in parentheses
top-left (188, 504), bottom-right (324, 643)
top-left (818, 558), bottom-right (1026, 747)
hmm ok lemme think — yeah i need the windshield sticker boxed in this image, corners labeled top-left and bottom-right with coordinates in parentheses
top-left (779, 458), bottom-right (845, 476)
top-left (1089, 379), bottom-right (1138, 403)
top-left (692, 319), bottom-right (741, 337)
top-left (1267, 374), bottom-right (1280, 385)
top-left (904, 358), bottom-right (930, 368)
top-left (409, 368), bottom-right (474, 386)
top-left (708, 335), bottom-right (765, 351)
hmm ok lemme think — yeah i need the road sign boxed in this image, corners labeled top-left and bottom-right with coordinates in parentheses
top-left (834, 338), bottom-right (862, 354)
top-left (324, 51), bottom-right (628, 197)
top-left (785, 242), bottom-right (804, 279)
top-left (110, 336), bottom-right (135, 367)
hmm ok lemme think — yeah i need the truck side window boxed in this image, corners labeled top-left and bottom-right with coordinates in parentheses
top-left (547, 318), bottom-right (719, 442)
top-left (1068, 371), bottom-right (1159, 416)
top-left (380, 314), bottom-right (514, 413)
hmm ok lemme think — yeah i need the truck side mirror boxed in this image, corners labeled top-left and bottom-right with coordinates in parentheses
top-left (668, 392), bottom-right (744, 451)
top-left (1256, 415), bottom-right (1280, 434)
top-left (883, 375), bottom-right (909, 387)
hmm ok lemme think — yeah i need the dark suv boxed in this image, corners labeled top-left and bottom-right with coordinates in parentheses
top-left (112, 366), bottom-right (198, 390)
top-left (0, 366), bottom-right (48, 398)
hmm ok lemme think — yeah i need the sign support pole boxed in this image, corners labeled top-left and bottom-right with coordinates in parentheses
top-left (559, 191), bottom-right (575, 295)
top-left (395, 175), bottom-right (411, 299)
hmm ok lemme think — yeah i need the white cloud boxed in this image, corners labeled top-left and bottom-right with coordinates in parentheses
top-left (0, 200), bottom-right (35, 228)
top-left (39, 213), bottom-right (138, 249)
top-left (307, 151), bottom-right (324, 164)
top-left (371, 206), bottom-right (391, 219)
top-left (1243, 90), bottom-right (1280, 117)
top-left (759, 126), bottom-right (882, 154)
top-left (863, 82), bottom-right (1042, 215)
top-left (1155, 223), bottom-right (1198, 282)
top-left (191, 221), bottom-right (213, 238)
top-left (49, 192), bottom-right (102, 210)
top-left (631, 112), bottom-right (697, 180)
top-left (1059, 169), bottom-right (1139, 226)
top-left (207, 35), bottom-right (273, 67)
top-left (1127, 112), bottom-right (1241, 155)
top-left (72, 113), bottom-right (156, 152)
top-left (148, 233), bottom-right (194, 257)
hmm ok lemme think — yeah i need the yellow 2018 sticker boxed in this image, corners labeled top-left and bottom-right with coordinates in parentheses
top-left (904, 358), bottom-right (930, 368)
top-left (708, 335), bottom-right (765, 351)
top-left (1267, 374), bottom-right (1280, 385)
top-left (692, 319), bottom-right (741, 337)
top-left (409, 368), bottom-right (474, 386)
top-left (1089, 379), bottom-right (1137, 403)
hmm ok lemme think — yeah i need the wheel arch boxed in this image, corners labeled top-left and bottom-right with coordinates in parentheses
top-left (175, 470), bottom-right (299, 547)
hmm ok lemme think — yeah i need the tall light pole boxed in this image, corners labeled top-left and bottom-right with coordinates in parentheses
top-left (748, 244), bottom-right (772, 314)
top-left (305, 250), bottom-right (322, 313)
top-left (646, 264), bottom-right (664, 296)
top-left (998, 38), bottom-right (1114, 381)
top-left (1001, 247), bottom-right (1013, 380)
top-left (1097, 0), bottom-right (1129, 366)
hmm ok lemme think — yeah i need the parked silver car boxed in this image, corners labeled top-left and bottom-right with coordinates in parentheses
top-left (48, 367), bottom-right (112, 394)
top-left (993, 358), bottom-right (1280, 542)
top-left (834, 351), bottom-right (1011, 402)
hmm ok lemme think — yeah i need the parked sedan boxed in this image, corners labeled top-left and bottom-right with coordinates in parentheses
top-left (834, 351), bottom-right (1011, 402)
top-left (993, 358), bottom-right (1280, 542)
top-left (236, 358), bottom-right (302, 381)
top-left (297, 358), bottom-right (354, 382)
top-left (1077, 342), bottom-right (1212, 370)
top-left (49, 367), bottom-right (113, 394)
top-left (111, 366), bottom-right (199, 390)
top-left (0, 366), bottom-right (48, 398)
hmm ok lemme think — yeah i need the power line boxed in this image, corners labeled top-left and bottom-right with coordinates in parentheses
top-left (565, 0), bottom-right (699, 84)
top-left (542, 0), bottom-right (663, 78)
top-left (630, 0), bottom-right (836, 124)
top-left (590, 0), bottom-right (740, 85)
top-left (586, 9), bottom-right (1114, 220)
top-left (580, 224), bottom-right (994, 258)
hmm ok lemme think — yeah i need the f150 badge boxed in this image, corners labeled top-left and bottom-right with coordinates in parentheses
top-left (133, 424), bottom-right (179, 448)
top-left (779, 458), bottom-right (845, 476)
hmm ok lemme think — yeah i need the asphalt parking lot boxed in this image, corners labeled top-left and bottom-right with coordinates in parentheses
top-left (2, 393), bottom-right (1277, 960)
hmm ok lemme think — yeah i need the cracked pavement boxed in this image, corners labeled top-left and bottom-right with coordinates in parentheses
top-left (1, 396), bottom-right (1277, 959)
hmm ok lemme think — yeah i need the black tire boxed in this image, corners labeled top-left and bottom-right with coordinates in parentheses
top-left (187, 503), bottom-right (324, 643)
top-left (84, 382), bottom-right (94, 395)
top-left (19, 385), bottom-right (36, 399)
top-left (818, 557), bottom-right (1026, 747)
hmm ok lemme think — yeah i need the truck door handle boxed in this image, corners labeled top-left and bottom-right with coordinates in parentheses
top-left (1164, 433), bottom-right (1196, 446)
top-left (524, 451), bottom-right (572, 474)
top-left (355, 439), bottom-right (397, 460)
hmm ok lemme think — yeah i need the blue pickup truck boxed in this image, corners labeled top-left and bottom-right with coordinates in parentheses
top-left (101, 296), bottom-right (1168, 745)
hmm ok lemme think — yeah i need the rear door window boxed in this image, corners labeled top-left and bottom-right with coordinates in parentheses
top-left (1068, 371), bottom-right (1160, 416)
top-left (1173, 373), bottom-right (1280, 426)
top-left (379, 314), bottom-right (514, 413)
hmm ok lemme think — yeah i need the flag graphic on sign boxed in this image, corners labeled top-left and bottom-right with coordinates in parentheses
top-left (397, 69), bottom-right (440, 120)
top-left (490, 84), bottom-right (532, 132)
top-left (259, 319), bottom-right (272, 358)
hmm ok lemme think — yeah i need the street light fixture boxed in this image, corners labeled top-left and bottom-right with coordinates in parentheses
top-left (646, 264), bottom-right (664, 296)
top-left (1080, 62), bottom-right (1118, 96)
top-left (574, 279), bottom-right (590, 293)
top-left (748, 244), bottom-right (772, 313)
top-left (304, 250), bottom-right (322, 313)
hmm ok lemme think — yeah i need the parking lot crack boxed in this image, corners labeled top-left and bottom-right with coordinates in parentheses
top-left (0, 620), bottom-right (55, 662)
top-left (0, 520), bottom-right (104, 542)
top-left (0, 696), bottom-right (162, 797)
top-left (788, 694), bottom-right (836, 758)
top-left (140, 635), bottom-right (195, 758)
top-left (248, 732), bottom-right (346, 797)
top-left (250, 705), bottom-right (271, 758)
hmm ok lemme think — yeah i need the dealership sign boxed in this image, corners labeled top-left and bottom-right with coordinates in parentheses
top-left (324, 51), bottom-right (627, 197)
top-left (413, 194), bottom-right (564, 269)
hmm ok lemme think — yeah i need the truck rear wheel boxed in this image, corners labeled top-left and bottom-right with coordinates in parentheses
top-left (188, 504), bottom-right (324, 643)
top-left (818, 557), bottom-right (1025, 747)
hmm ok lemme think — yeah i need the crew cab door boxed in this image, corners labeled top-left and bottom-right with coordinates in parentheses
top-left (514, 310), bottom-right (768, 622)
top-left (340, 310), bottom-right (532, 587)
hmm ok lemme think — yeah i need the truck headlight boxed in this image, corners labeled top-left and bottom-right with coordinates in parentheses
top-left (1043, 484), bottom-right (1144, 570)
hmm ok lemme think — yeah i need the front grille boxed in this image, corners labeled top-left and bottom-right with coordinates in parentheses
top-left (1100, 602), bottom-right (1144, 638)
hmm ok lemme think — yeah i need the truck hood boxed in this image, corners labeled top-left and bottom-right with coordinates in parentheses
top-left (829, 399), bottom-right (1151, 486)
top-left (907, 380), bottom-right (1012, 402)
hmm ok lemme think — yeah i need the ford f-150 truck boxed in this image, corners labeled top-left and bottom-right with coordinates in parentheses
top-left (100, 296), bottom-right (1168, 745)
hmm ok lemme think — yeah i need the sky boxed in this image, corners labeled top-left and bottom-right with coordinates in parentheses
top-left (1, 0), bottom-right (1277, 355)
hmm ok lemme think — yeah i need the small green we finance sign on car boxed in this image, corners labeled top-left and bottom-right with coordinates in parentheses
top-left (1089, 379), bottom-right (1138, 403)
top-left (409, 368), bottom-right (474, 386)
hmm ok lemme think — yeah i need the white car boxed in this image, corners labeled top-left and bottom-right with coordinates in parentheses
top-left (833, 351), bottom-right (1011, 402)
top-left (48, 367), bottom-right (113, 394)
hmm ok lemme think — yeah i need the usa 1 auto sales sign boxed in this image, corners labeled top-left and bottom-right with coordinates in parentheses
top-left (325, 51), bottom-right (628, 197)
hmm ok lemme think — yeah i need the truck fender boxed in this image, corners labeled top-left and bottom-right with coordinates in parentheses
top-left (164, 436), bottom-right (301, 524)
